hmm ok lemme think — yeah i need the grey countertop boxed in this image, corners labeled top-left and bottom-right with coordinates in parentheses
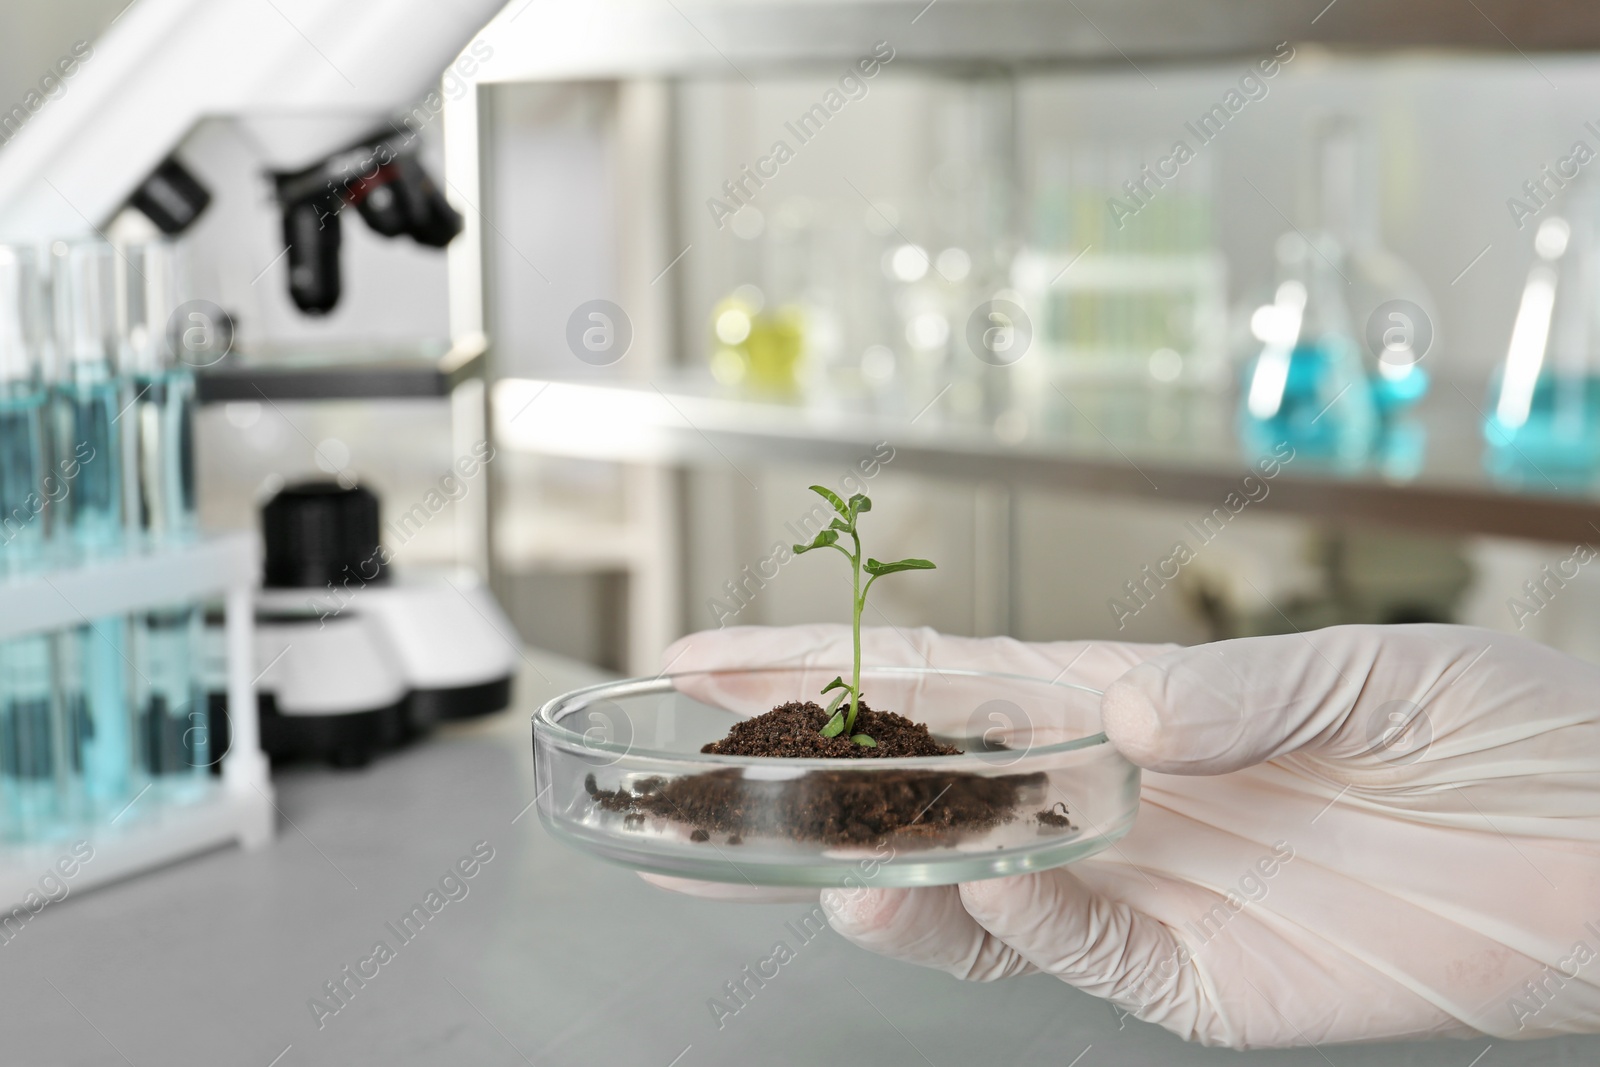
top-left (4, 649), bottom-right (1594, 1066)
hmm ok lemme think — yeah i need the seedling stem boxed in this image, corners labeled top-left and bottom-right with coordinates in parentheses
top-left (792, 486), bottom-right (935, 745)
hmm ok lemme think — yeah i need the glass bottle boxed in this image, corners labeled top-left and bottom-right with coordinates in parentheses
top-left (707, 205), bottom-right (806, 398)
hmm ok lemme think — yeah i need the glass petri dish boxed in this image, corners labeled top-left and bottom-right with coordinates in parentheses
top-left (532, 666), bottom-right (1139, 888)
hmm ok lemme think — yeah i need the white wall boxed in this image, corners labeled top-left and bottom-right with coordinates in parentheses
top-left (0, 1), bottom-right (125, 149)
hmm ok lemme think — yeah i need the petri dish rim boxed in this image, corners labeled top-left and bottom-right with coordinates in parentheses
top-left (533, 664), bottom-right (1110, 768)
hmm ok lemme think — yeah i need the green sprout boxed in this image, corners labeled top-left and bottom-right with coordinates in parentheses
top-left (791, 486), bottom-right (935, 746)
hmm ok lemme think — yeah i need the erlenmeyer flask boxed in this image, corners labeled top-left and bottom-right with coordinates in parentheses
top-left (1239, 229), bottom-right (1378, 464)
top-left (1311, 116), bottom-right (1435, 415)
top-left (1239, 117), bottom-right (1410, 465)
top-left (1485, 204), bottom-right (1600, 484)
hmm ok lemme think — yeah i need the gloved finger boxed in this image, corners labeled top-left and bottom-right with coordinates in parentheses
top-left (659, 625), bottom-right (1172, 745)
top-left (957, 869), bottom-right (1199, 1016)
top-left (1100, 623), bottom-right (1470, 775)
top-left (657, 625), bottom-right (885, 716)
top-left (663, 624), bottom-right (1174, 699)
top-left (638, 872), bottom-right (821, 904)
top-left (821, 885), bottom-right (1038, 980)
top-left (662, 624), bottom-right (930, 674)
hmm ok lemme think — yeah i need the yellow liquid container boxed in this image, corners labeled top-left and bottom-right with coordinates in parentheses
top-left (710, 294), bottom-right (804, 396)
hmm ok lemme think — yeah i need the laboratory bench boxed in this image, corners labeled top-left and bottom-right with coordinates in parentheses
top-left (4, 645), bottom-right (1595, 1066)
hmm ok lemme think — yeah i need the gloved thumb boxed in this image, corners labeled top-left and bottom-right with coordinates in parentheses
top-left (822, 872), bottom-right (1199, 1024)
top-left (1100, 625), bottom-right (1383, 775)
top-left (956, 869), bottom-right (1203, 1029)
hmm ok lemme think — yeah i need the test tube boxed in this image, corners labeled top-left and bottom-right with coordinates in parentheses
top-left (50, 239), bottom-right (135, 819)
top-left (0, 244), bottom-right (71, 841)
top-left (123, 240), bottom-right (208, 796)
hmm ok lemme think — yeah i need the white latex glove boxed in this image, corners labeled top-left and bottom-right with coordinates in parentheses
top-left (654, 623), bottom-right (1600, 1049)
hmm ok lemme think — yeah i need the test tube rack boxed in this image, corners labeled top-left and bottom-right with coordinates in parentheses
top-left (0, 531), bottom-right (273, 912)
top-left (1010, 249), bottom-right (1230, 386)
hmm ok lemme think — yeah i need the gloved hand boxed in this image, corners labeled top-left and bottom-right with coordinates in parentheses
top-left (644, 624), bottom-right (1167, 904)
top-left (654, 623), bottom-right (1600, 1048)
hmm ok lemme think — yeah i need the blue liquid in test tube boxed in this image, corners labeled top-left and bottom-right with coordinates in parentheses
top-left (125, 241), bottom-right (208, 798)
top-left (52, 240), bottom-right (134, 819)
top-left (0, 244), bottom-right (69, 842)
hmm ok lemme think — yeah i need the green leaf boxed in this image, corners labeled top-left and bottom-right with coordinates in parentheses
top-left (792, 530), bottom-right (839, 554)
top-left (824, 690), bottom-right (848, 715)
top-left (809, 485), bottom-right (849, 516)
top-left (829, 517), bottom-right (851, 532)
top-left (820, 711), bottom-right (846, 737)
top-left (851, 734), bottom-right (877, 747)
top-left (820, 676), bottom-right (848, 695)
top-left (864, 557), bottom-right (937, 577)
top-left (847, 494), bottom-right (872, 519)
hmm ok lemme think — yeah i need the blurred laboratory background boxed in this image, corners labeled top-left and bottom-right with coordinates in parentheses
top-left (9, 2), bottom-right (1597, 680)
top-left (4, 1), bottom-right (1600, 1064)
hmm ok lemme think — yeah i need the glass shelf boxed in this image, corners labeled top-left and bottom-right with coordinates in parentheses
top-left (494, 372), bottom-right (1600, 545)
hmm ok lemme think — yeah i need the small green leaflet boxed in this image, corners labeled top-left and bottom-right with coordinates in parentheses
top-left (809, 485), bottom-right (849, 516)
top-left (820, 682), bottom-right (852, 739)
top-left (793, 529), bottom-right (839, 554)
top-left (820, 676), bottom-right (848, 695)
top-left (847, 494), bottom-right (871, 520)
top-left (851, 734), bottom-right (877, 747)
top-left (864, 557), bottom-right (937, 577)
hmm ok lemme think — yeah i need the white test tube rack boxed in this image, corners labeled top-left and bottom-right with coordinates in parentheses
top-left (0, 531), bottom-right (273, 909)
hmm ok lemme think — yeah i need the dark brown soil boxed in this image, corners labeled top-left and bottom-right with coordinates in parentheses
top-left (699, 700), bottom-right (960, 758)
top-left (583, 698), bottom-right (1052, 846)
top-left (590, 764), bottom-right (1043, 845)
